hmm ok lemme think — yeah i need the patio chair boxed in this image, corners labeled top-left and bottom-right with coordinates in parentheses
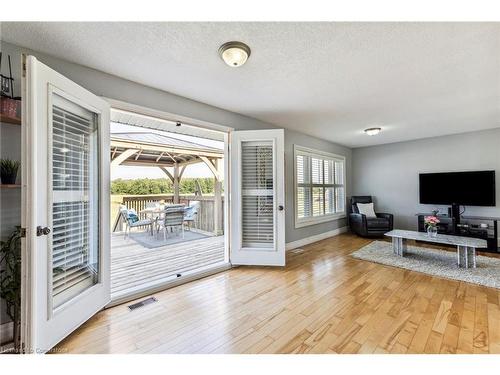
top-left (183, 201), bottom-right (200, 231)
top-left (156, 206), bottom-right (186, 240)
top-left (119, 205), bottom-right (153, 239)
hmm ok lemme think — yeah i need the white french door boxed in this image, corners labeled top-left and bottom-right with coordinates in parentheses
top-left (230, 129), bottom-right (285, 266)
top-left (21, 56), bottom-right (110, 353)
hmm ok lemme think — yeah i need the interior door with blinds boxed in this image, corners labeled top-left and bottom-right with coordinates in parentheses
top-left (230, 129), bottom-right (285, 266)
top-left (22, 55), bottom-right (110, 353)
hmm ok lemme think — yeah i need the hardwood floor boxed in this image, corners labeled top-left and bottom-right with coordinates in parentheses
top-left (57, 233), bottom-right (500, 354)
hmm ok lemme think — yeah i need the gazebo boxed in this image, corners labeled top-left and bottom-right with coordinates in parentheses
top-left (110, 131), bottom-right (225, 234)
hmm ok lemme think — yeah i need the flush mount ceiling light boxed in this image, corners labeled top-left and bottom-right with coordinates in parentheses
top-left (219, 41), bottom-right (251, 67)
top-left (364, 127), bottom-right (382, 136)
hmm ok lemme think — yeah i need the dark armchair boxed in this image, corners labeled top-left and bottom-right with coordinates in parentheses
top-left (348, 196), bottom-right (393, 237)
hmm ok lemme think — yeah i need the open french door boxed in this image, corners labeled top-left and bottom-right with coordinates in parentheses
top-left (230, 129), bottom-right (285, 266)
top-left (21, 56), bottom-right (110, 353)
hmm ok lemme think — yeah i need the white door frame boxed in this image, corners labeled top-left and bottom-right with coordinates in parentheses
top-left (103, 101), bottom-right (233, 306)
top-left (21, 55), bottom-right (111, 353)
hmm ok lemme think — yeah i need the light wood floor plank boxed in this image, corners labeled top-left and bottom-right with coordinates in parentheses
top-left (56, 233), bottom-right (500, 354)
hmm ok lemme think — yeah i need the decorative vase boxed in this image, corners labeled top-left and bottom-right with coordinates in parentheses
top-left (427, 226), bottom-right (438, 238)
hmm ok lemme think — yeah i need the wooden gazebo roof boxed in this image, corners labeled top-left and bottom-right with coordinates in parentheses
top-left (110, 132), bottom-right (224, 168)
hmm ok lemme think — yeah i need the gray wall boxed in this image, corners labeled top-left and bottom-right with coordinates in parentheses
top-left (0, 40), bottom-right (352, 331)
top-left (352, 128), bottom-right (500, 230)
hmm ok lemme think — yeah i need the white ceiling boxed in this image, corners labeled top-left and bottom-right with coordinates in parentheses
top-left (2, 22), bottom-right (499, 148)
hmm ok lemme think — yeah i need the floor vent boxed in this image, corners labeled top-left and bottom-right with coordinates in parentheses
top-left (128, 297), bottom-right (157, 311)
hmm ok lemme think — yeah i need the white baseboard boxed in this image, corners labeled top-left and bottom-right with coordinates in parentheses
top-left (0, 321), bottom-right (13, 346)
top-left (286, 226), bottom-right (349, 251)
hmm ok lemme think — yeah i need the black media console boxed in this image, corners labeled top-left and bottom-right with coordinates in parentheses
top-left (417, 213), bottom-right (499, 253)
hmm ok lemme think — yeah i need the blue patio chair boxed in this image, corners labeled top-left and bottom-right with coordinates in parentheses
top-left (119, 205), bottom-right (153, 239)
top-left (183, 201), bottom-right (200, 231)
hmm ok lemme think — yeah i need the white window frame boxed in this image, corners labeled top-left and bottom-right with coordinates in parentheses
top-left (294, 145), bottom-right (346, 228)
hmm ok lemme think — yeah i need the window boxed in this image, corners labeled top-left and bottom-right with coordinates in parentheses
top-left (294, 145), bottom-right (346, 228)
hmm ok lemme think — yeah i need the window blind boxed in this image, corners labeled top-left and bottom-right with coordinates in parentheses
top-left (241, 142), bottom-right (274, 248)
top-left (51, 100), bottom-right (99, 309)
top-left (295, 147), bottom-right (345, 226)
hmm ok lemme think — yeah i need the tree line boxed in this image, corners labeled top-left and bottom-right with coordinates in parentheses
top-left (111, 178), bottom-right (216, 195)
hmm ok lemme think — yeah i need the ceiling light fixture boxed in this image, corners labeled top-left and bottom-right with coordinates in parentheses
top-left (219, 41), bottom-right (251, 67)
top-left (364, 127), bottom-right (382, 136)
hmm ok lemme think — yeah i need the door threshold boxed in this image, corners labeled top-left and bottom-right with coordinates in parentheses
top-left (107, 261), bottom-right (232, 308)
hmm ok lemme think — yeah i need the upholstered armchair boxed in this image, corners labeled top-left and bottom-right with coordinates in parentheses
top-left (348, 196), bottom-right (393, 237)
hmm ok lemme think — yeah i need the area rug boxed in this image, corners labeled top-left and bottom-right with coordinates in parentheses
top-left (351, 241), bottom-right (500, 289)
top-left (126, 230), bottom-right (209, 249)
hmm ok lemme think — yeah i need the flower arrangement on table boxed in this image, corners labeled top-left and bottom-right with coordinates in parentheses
top-left (424, 215), bottom-right (440, 237)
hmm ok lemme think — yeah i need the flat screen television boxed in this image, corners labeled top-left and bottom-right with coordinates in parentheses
top-left (419, 170), bottom-right (496, 206)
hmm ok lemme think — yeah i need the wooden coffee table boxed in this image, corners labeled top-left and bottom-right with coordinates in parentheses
top-left (384, 229), bottom-right (488, 269)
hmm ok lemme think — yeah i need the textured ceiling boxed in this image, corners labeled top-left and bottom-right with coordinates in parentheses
top-left (2, 22), bottom-right (499, 147)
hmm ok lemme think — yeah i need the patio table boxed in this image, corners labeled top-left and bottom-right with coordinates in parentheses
top-left (140, 204), bottom-right (186, 236)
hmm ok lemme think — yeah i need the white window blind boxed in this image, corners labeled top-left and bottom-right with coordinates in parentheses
top-left (295, 146), bottom-right (346, 227)
top-left (51, 96), bottom-right (100, 309)
top-left (241, 141), bottom-right (274, 248)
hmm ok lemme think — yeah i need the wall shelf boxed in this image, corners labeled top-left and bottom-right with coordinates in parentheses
top-left (0, 114), bottom-right (21, 125)
top-left (0, 184), bottom-right (21, 189)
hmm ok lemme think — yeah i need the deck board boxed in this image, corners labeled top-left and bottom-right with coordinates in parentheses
top-left (111, 233), bottom-right (225, 297)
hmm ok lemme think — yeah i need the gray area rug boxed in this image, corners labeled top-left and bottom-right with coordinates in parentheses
top-left (351, 241), bottom-right (500, 289)
top-left (127, 230), bottom-right (209, 249)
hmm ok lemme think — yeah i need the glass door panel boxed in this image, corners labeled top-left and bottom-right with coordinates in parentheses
top-left (51, 94), bottom-right (100, 310)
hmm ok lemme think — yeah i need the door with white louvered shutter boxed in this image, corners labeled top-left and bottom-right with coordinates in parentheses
top-left (21, 56), bottom-right (110, 352)
top-left (230, 129), bottom-right (285, 266)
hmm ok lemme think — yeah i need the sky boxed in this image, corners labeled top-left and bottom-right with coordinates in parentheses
top-left (110, 122), bottom-right (224, 181)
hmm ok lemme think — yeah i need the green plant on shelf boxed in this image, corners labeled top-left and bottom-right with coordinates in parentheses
top-left (0, 158), bottom-right (20, 185)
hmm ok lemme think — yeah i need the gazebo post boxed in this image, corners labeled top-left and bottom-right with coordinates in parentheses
top-left (173, 163), bottom-right (180, 204)
top-left (200, 156), bottom-right (223, 236)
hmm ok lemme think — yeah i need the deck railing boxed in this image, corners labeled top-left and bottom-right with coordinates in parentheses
top-left (113, 194), bottom-right (224, 234)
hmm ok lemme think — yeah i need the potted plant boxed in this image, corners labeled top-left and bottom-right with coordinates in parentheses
top-left (0, 227), bottom-right (22, 352)
top-left (0, 158), bottom-right (20, 185)
top-left (424, 215), bottom-right (440, 237)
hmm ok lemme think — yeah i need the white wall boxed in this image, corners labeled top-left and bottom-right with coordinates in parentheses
top-left (352, 128), bottom-right (500, 230)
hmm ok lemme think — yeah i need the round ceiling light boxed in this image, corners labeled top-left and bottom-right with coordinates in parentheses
top-left (219, 41), bottom-right (251, 67)
top-left (364, 127), bottom-right (382, 136)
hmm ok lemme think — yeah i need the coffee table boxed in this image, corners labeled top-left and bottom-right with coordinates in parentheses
top-left (384, 229), bottom-right (488, 269)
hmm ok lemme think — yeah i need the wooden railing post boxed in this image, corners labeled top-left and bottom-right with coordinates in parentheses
top-left (214, 159), bottom-right (223, 236)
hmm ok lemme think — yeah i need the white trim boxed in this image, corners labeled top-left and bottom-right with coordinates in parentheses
top-left (103, 97), bottom-right (234, 134)
top-left (108, 261), bottom-right (232, 307)
top-left (293, 144), bottom-right (347, 229)
top-left (285, 226), bottom-right (348, 251)
top-left (295, 213), bottom-right (347, 228)
top-left (294, 145), bottom-right (346, 161)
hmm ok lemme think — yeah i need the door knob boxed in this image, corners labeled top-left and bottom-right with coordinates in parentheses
top-left (278, 205), bottom-right (284, 211)
top-left (36, 226), bottom-right (51, 236)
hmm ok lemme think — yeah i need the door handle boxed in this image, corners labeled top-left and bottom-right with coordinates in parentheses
top-left (36, 226), bottom-right (51, 236)
top-left (278, 205), bottom-right (284, 211)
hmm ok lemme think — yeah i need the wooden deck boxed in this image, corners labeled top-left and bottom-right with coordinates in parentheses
top-left (111, 233), bottom-right (225, 299)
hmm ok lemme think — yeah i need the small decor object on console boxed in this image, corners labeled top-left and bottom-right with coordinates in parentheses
top-left (424, 215), bottom-right (440, 237)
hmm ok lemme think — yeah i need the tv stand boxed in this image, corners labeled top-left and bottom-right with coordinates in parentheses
top-left (416, 213), bottom-right (499, 253)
